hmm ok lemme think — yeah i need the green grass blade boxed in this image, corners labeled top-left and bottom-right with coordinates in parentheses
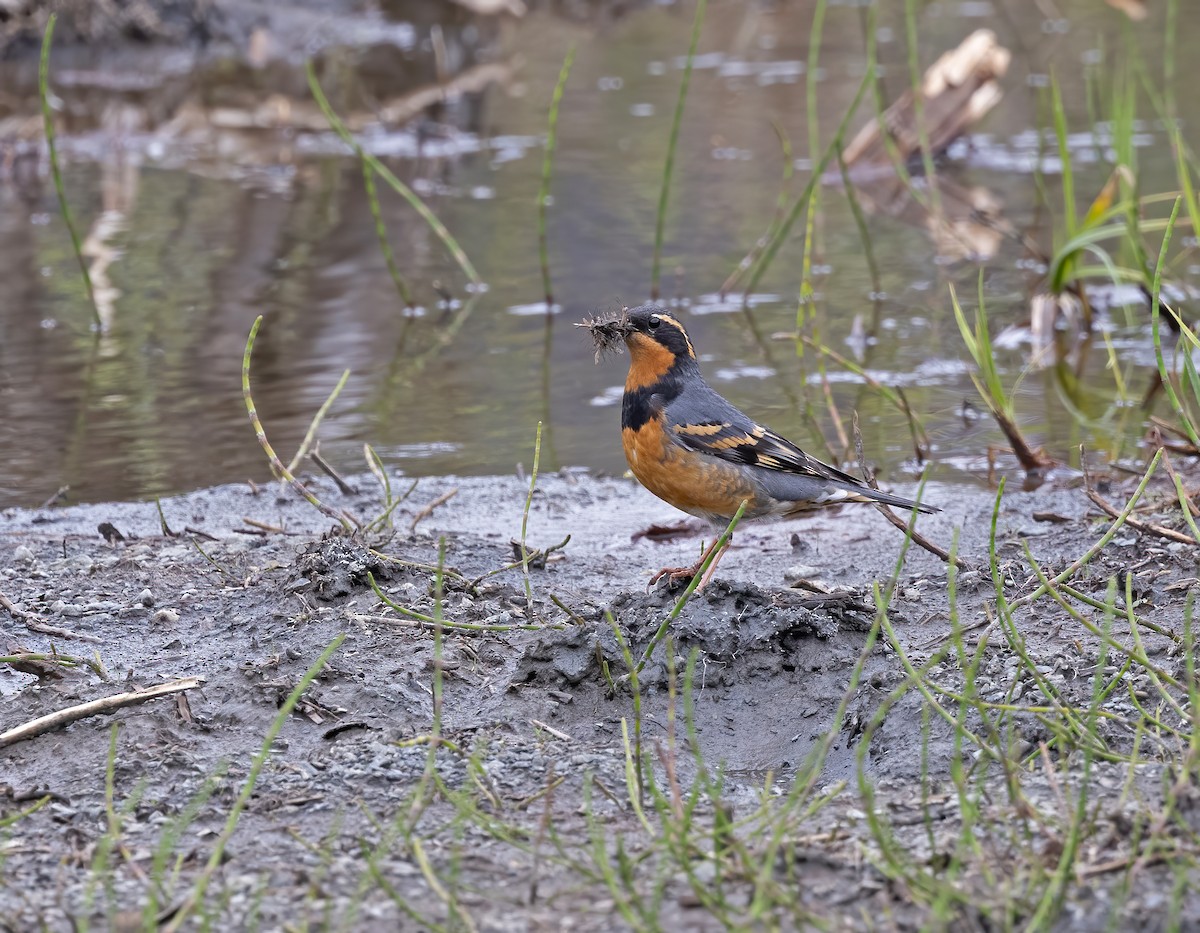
top-left (650, 0), bottom-right (707, 301)
top-left (39, 13), bottom-right (100, 331)
top-left (306, 63), bottom-right (481, 287)
top-left (539, 46), bottom-right (576, 306)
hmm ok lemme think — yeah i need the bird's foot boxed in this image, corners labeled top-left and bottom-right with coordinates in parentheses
top-left (648, 562), bottom-right (705, 590)
top-left (648, 537), bottom-right (731, 593)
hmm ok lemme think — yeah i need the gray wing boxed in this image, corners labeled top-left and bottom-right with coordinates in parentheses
top-left (664, 383), bottom-right (937, 513)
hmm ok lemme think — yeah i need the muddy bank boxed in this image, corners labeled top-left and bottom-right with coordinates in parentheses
top-left (2, 466), bottom-right (1198, 928)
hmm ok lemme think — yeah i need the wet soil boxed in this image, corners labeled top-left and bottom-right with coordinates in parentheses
top-left (2, 466), bottom-right (1198, 929)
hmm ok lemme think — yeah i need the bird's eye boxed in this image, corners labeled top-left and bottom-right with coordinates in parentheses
top-left (647, 315), bottom-right (661, 330)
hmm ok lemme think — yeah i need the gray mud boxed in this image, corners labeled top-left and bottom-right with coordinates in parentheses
top-left (1, 469), bottom-right (1197, 929)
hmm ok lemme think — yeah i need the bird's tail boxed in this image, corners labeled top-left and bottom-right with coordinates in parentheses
top-left (844, 483), bottom-right (940, 514)
top-left (777, 479), bottom-right (945, 515)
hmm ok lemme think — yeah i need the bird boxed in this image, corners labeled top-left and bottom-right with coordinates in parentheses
top-left (579, 304), bottom-right (939, 590)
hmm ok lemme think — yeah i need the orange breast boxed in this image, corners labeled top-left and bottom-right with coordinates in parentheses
top-left (622, 419), bottom-right (760, 523)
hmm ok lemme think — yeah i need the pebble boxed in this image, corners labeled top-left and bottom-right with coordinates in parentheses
top-left (136, 588), bottom-right (155, 607)
top-left (783, 565), bottom-right (820, 582)
top-left (13, 545), bottom-right (35, 565)
top-left (50, 554), bottom-right (94, 574)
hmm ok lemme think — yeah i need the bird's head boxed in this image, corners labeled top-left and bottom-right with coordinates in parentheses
top-left (578, 305), bottom-right (697, 386)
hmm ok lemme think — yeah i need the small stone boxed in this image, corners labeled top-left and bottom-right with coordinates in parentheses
top-left (136, 588), bottom-right (155, 607)
top-left (13, 545), bottom-right (35, 564)
top-left (783, 565), bottom-right (820, 582)
top-left (152, 608), bottom-right (180, 625)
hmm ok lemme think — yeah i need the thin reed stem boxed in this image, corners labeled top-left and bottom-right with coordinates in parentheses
top-left (285, 368), bottom-right (351, 476)
top-left (650, 0), bottom-right (707, 300)
top-left (633, 499), bottom-right (747, 675)
top-left (307, 63), bottom-right (481, 287)
top-left (361, 155), bottom-right (415, 308)
top-left (39, 14), bottom-right (100, 330)
top-left (242, 316), bottom-right (356, 532)
top-left (539, 47), bottom-right (576, 306)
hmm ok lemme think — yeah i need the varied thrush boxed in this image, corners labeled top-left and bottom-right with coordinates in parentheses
top-left (581, 305), bottom-right (939, 588)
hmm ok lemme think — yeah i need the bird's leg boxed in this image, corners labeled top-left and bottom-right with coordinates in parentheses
top-left (649, 535), bottom-right (731, 591)
top-left (693, 537), bottom-right (730, 592)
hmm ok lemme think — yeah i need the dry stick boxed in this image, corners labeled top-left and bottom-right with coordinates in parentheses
top-left (241, 316), bottom-right (356, 533)
top-left (1148, 415), bottom-right (1199, 452)
top-left (1011, 449), bottom-right (1164, 612)
top-left (0, 677), bottom-right (204, 749)
top-left (851, 414), bottom-right (968, 570)
top-left (284, 368), bottom-right (351, 477)
top-left (410, 487), bottom-right (458, 533)
top-left (39, 486), bottom-right (69, 509)
top-left (309, 443), bottom-right (355, 495)
top-left (530, 719), bottom-right (571, 741)
top-left (0, 591), bottom-right (100, 643)
top-left (1084, 482), bottom-right (1197, 547)
top-left (241, 517), bottom-right (286, 534)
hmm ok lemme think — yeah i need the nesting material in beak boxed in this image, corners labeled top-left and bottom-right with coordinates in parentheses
top-left (575, 307), bottom-right (632, 363)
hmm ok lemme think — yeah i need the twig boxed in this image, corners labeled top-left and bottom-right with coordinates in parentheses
top-left (468, 535), bottom-right (570, 589)
top-left (241, 517), bottom-right (286, 534)
top-left (410, 488), bottom-right (458, 533)
top-left (0, 677), bottom-right (204, 748)
top-left (310, 444), bottom-right (356, 495)
top-left (39, 486), bottom-right (69, 509)
top-left (1084, 475), bottom-right (1197, 547)
top-left (0, 591), bottom-right (101, 643)
top-left (851, 413), bottom-right (968, 569)
top-left (530, 719), bottom-right (571, 741)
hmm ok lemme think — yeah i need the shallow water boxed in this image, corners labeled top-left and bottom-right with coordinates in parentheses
top-left (1, 0), bottom-right (1197, 508)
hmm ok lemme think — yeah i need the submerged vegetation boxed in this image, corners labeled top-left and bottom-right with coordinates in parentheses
top-left (5, 0), bottom-right (1200, 929)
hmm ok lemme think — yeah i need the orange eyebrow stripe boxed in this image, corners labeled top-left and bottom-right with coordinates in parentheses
top-left (655, 314), bottom-right (695, 358)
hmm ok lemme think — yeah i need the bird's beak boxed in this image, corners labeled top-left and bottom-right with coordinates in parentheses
top-left (576, 308), bottom-right (632, 362)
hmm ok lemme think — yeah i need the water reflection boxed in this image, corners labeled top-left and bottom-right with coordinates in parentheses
top-left (0, 0), bottom-right (1196, 508)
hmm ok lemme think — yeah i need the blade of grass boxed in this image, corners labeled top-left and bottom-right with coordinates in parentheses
top-left (631, 499), bottom-right (746, 676)
top-left (242, 316), bottom-right (357, 532)
top-left (650, 0), bottom-right (707, 300)
top-left (539, 46), bottom-right (576, 307)
top-left (306, 63), bottom-right (481, 288)
top-left (164, 634), bottom-right (346, 932)
top-left (361, 154), bottom-right (415, 308)
top-left (743, 69), bottom-right (872, 298)
top-left (39, 13), bottom-right (100, 331)
top-left (285, 368), bottom-right (351, 476)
